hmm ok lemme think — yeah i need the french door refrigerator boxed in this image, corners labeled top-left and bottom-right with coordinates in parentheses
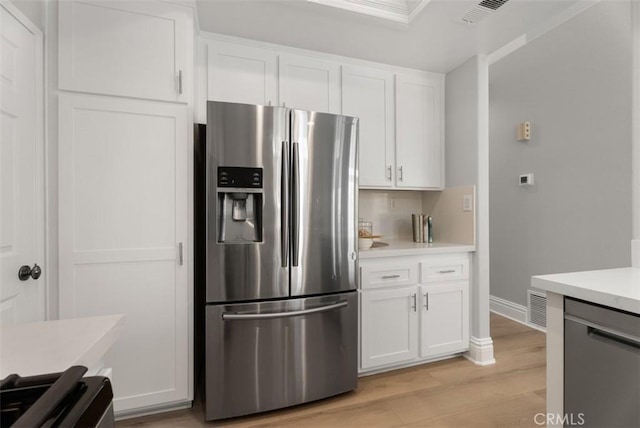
top-left (204, 101), bottom-right (359, 420)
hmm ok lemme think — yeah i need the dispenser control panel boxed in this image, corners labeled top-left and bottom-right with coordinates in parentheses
top-left (217, 167), bottom-right (263, 188)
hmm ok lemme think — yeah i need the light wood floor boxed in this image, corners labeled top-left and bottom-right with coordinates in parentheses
top-left (117, 313), bottom-right (546, 427)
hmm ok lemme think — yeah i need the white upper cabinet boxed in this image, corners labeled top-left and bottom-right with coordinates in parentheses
top-left (202, 37), bottom-right (444, 188)
top-left (278, 54), bottom-right (341, 114)
top-left (395, 73), bottom-right (444, 189)
top-left (342, 65), bottom-right (395, 187)
top-left (208, 41), bottom-right (278, 106)
top-left (59, 0), bottom-right (193, 102)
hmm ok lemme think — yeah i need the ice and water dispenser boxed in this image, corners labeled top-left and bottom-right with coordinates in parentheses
top-left (217, 167), bottom-right (263, 243)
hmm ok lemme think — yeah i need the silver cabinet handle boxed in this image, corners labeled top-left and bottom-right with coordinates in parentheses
top-left (387, 165), bottom-right (392, 181)
top-left (411, 293), bottom-right (417, 312)
top-left (398, 166), bottom-right (403, 182)
top-left (382, 274), bottom-right (401, 279)
top-left (178, 70), bottom-right (183, 94)
top-left (424, 293), bottom-right (429, 310)
top-left (222, 301), bottom-right (347, 321)
top-left (178, 242), bottom-right (183, 266)
top-left (438, 269), bottom-right (456, 274)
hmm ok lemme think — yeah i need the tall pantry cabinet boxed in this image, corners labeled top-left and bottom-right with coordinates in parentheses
top-left (57, 0), bottom-right (194, 416)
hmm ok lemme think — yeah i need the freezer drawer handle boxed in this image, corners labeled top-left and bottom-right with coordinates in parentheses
top-left (222, 301), bottom-right (348, 321)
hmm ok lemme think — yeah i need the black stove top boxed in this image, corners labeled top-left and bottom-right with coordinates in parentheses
top-left (0, 366), bottom-right (114, 428)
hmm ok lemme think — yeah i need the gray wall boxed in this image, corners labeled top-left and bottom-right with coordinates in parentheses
top-left (489, 1), bottom-right (633, 307)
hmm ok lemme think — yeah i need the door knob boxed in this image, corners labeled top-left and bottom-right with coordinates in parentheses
top-left (18, 263), bottom-right (42, 281)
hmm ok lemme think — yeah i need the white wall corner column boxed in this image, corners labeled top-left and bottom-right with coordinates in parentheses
top-left (632, 0), bottom-right (640, 267)
top-left (445, 54), bottom-right (494, 365)
top-left (545, 291), bottom-right (564, 427)
top-left (470, 55), bottom-right (494, 365)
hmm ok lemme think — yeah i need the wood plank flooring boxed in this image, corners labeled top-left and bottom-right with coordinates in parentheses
top-left (117, 313), bottom-right (546, 427)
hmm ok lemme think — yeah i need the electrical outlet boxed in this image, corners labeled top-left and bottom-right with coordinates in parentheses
top-left (463, 195), bottom-right (473, 212)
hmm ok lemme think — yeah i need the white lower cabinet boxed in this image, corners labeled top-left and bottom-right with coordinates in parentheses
top-left (359, 254), bottom-right (470, 373)
top-left (419, 282), bottom-right (469, 358)
top-left (360, 286), bottom-right (418, 369)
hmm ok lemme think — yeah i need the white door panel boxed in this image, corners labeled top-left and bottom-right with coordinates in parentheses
top-left (0, 5), bottom-right (44, 324)
top-left (58, 0), bottom-right (191, 102)
top-left (342, 65), bottom-right (394, 187)
top-left (279, 54), bottom-right (341, 114)
top-left (58, 93), bottom-right (189, 412)
top-left (208, 41), bottom-right (277, 106)
top-left (395, 74), bottom-right (443, 189)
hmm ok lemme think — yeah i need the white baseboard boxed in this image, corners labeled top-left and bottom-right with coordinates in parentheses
top-left (115, 401), bottom-right (192, 421)
top-left (490, 295), bottom-right (546, 333)
top-left (489, 295), bottom-right (527, 324)
top-left (464, 336), bottom-right (495, 366)
top-left (632, 239), bottom-right (640, 268)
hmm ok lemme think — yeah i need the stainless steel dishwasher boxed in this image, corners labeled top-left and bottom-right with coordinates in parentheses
top-left (564, 297), bottom-right (640, 427)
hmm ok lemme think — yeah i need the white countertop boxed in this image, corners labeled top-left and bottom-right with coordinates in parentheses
top-left (358, 239), bottom-right (475, 258)
top-left (0, 314), bottom-right (124, 378)
top-left (532, 267), bottom-right (640, 314)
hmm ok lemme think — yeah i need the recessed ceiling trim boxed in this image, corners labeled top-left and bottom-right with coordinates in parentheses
top-left (306, 0), bottom-right (433, 24)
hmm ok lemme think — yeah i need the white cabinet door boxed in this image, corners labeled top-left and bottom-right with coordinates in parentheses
top-left (395, 73), bottom-right (444, 189)
top-left (58, 93), bottom-right (191, 413)
top-left (342, 66), bottom-right (394, 187)
top-left (208, 41), bottom-right (278, 106)
top-left (279, 54), bottom-right (341, 114)
top-left (59, 0), bottom-right (192, 103)
top-left (360, 287), bottom-right (418, 370)
top-left (419, 282), bottom-right (469, 358)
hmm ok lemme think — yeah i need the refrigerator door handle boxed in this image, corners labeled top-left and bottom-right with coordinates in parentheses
top-left (281, 141), bottom-right (289, 267)
top-left (222, 301), bottom-right (348, 321)
top-left (292, 141), bottom-right (300, 267)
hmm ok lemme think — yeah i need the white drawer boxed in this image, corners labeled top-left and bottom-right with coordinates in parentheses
top-left (360, 263), bottom-right (419, 290)
top-left (420, 257), bottom-right (469, 283)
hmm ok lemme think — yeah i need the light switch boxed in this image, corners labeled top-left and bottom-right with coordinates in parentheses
top-left (463, 195), bottom-right (473, 212)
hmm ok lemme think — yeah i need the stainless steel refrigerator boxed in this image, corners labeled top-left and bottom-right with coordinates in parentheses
top-left (203, 101), bottom-right (359, 420)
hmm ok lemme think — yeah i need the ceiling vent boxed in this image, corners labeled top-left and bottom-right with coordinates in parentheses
top-left (461, 0), bottom-right (510, 24)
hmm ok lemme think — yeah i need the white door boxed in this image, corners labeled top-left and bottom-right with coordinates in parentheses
top-left (419, 282), bottom-right (469, 358)
top-left (360, 287), bottom-right (418, 370)
top-left (395, 73), bottom-right (444, 189)
top-left (208, 41), bottom-right (278, 106)
top-left (0, 5), bottom-right (45, 324)
top-left (342, 65), bottom-right (395, 188)
top-left (279, 53), bottom-right (341, 113)
top-left (58, 93), bottom-right (190, 413)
